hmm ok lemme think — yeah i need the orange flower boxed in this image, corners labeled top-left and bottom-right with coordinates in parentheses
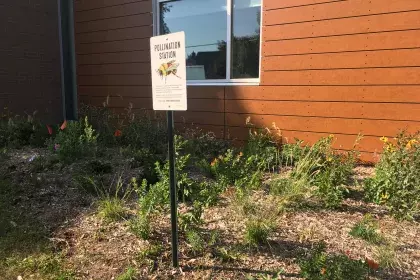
top-left (46, 125), bottom-right (53, 135)
top-left (60, 120), bottom-right (67, 130)
top-left (320, 268), bottom-right (326, 275)
top-left (211, 158), bottom-right (218, 167)
top-left (366, 258), bottom-right (379, 270)
top-left (114, 129), bottom-right (122, 137)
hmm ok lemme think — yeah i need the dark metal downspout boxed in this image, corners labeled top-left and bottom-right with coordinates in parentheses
top-left (58, 0), bottom-right (78, 121)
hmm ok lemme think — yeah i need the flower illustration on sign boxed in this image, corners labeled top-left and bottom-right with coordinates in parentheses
top-left (157, 60), bottom-right (180, 82)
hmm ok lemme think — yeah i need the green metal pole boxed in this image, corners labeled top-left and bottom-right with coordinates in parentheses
top-left (167, 110), bottom-right (179, 267)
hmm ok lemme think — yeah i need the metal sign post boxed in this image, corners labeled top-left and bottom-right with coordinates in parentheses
top-left (150, 32), bottom-right (187, 268)
top-left (167, 110), bottom-right (178, 267)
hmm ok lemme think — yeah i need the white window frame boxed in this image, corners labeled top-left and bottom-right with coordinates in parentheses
top-left (153, 0), bottom-right (263, 86)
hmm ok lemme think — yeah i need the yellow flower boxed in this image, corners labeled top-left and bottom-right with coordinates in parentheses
top-left (239, 152), bottom-right (244, 157)
top-left (406, 139), bottom-right (418, 150)
top-left (327, 157), bottom-right (333, 162)
top-left (329, 134), bottom-right (335, 139)
top-left (380, 136), bottom-right (388, 143)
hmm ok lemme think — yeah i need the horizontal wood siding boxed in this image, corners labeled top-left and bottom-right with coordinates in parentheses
top-left (75, 0), bottom-right (420, 161)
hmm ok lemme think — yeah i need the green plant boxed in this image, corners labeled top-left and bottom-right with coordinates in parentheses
top-left (97, 175), bottom-right (134, 222)
top-left (244, 120), bottom-right (281, 171)
top-left (374, 244), bottom-right (400, 270)
top-left (270, 135), bottom-right (359, 209)
top-left (0, 113), bottom-right (50, 148)
top-left (186, 229), bottom-right (205, 254)
top-left (182, 128), bottom-right (230, 160)
top-left (244, 218), bottom-right (274, 246)
top-left (215, 247), bottom-right (242, 263)
top-left (178, 201), bottom-right (204, 232)
top-left (364, 132), bottom-right (420, 220)
top-left (281, 139), bottom-right (309, 166)
top-left (130, 214), bottom-right (151, 240)
top-left (52, 117), bottom-right (97, 163)
top-left (121, 109), bottom-right (167, 154)
top-left (349, 214), bottom-right (384, 244)
top-left (117, 267), bottom-right (137, 280)
top-left (299, 242), bottom-right (369, 280)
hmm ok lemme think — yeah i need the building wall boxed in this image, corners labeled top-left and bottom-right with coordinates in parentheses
top-left (75, 0), bottom-right (420, 161)
top-left (0, 1), bottom-right (63, 123)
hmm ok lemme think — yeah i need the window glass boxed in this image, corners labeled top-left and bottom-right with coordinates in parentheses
top-left (160, 0), bottom-right (227, 80)
top-left (231, 0), bottom-right (261, 79)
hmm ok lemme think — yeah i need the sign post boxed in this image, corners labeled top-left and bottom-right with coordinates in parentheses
top-left (150, 31), bottom-right (187, 268)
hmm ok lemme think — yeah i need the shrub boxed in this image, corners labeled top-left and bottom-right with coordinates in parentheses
top-left (124, 148), bottom-right (164, 184)
top-left (280, 139), bottom-right (309, 166)
top-left (270, 135), bottom-right (359, 208)
top-left (349, 214), bottom-right (384, 244)
top-left (211, 149), bottom-right (264, 189)
top-left (130, 214), bottom-right (151, 240)
top-left (299, 242), bottom-right (369, 280)
top-left (120, 109), bottom-right (166, 154)
top-left (52, 117), bottom-right (97, 163)
top-left (0, 114), bottom-right (50, 148)
top-left (244, 218), bottom-right (274, 246)
top-left (364, 132), bottom-right (420, 220)
top-left (182, 128), bottom-right (230, 160)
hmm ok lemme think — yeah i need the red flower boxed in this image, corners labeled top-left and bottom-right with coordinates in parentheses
top-left (60, 120), bottom-right (67, 130)
top-left (366, 258), bottom-right (379, 270)
top-left (114, 130), bottom-right (122, 137)
top-left (46, 125), bottom-right (53, 135)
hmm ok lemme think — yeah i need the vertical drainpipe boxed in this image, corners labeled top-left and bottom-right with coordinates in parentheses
top-left (58, 0), bottom-right (78, 121)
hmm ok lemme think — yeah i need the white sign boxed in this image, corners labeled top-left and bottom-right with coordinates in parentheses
top-left (150, 32), bottom-right (187, 111)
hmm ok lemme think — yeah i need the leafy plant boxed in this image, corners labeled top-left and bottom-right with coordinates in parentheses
top-left (280, 139), bottom-right (309, 166)
top-left (52, 117), bottom-right (97, 163)
top-left (215, 247), bottom-right (242, 263)
top-left (130, 214), bottom-right (151, 240)
top-left (364, 132), bottom-right (420, 220)
top-left (186, 229), bottom-right (205, 254)
top-left (117, 267), bottom-right (137, 280)
top-left (374, 244), bottom-right (400, 270)
top-left (299, 242), bottom-right (369, 280)
top-left (349, 214), bottom-right (384, 244)
top-left (182, 128), bottom-right (230, 160)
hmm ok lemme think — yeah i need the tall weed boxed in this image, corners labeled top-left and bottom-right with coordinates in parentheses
top-left (364, 132), bottom-right (420, 220)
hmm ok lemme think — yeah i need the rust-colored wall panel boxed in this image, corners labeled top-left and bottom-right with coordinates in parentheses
top-left (77, 38), bottom-right (150, 54)
top-left (175, 111), bottom-right (224, 126)
top-left (75, 1), bottom-right (152, 22)
top-left (264, 0), bottom-right (420, 25)
top-left (78, 85), bottom-right (152, 98)
top-left (225, 100), bottom-right (420, 122)
top-left (263, 30), bottom-right (420, 56)
top-left (75, 26), bottom-right (153, 43)
top-left (225, 86), bottom-right (420, 103)
top-left (264, 0), bottom-right (345, 10)
top-left (262, 68), bottom-right (420, 86)
top-left (226, 114), bottom-right (419, 137)
top-left (0, 1), bottom-right (62, 123)
top-left (263, 11), bottom-right (420, 41)
top-left (75, 13), bottom-right (153, 33)
top-left (78, 63), bottom-right (150, 76)
top-left (77, 51), bottom-right (150, 64)
top-left (262, 49), bottom-right (420, 71)
top-left (75, 0), bottom-right (150, 12)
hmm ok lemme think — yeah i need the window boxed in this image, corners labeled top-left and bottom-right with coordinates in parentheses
top-left (156, 0), bottom-right (261, 84)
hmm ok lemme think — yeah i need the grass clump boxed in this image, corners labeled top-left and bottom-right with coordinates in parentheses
top-left (244, 218), bottom-right (274, 246)
top-left (349, 214), bottom-right (384, 244)
top-left (97, 176), bottom-right (135, 222)
top-left (270, 135), bottom-right (359, 209)
top-left (374, 244), bottom-right (401, 270)
top-left (116, 267), bottom-right (137, 280)
top-left (299, 242), bottom-right (369, 280)
top-left (364, 132), bottom-right (420, 220)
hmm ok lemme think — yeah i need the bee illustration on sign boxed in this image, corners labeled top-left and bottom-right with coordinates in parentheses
top-left (157, 60), bottom-right (181, 82)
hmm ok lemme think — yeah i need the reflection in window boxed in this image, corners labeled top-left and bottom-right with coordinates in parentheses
top-left (232, 0), bottom-right (261, 79)
top-left (159, 0), bottom-right (227, 80)
top-left (158, 0), bottom-right (261, 82)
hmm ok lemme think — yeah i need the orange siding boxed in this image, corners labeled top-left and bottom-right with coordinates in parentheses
top-left (75, 0), bottom-right (420, 161)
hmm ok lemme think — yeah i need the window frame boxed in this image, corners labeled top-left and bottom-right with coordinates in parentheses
top-left (153, 0), bottom-right (263, 86)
